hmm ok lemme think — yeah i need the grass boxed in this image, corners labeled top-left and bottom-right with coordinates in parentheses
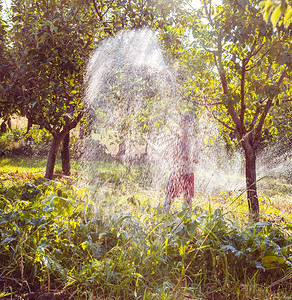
top-left (0, 156), bottom-right (80, 178)
top-left (0, 157), bottom-right (51, 173)
top-left (0, 157), bottom-right (292, 299)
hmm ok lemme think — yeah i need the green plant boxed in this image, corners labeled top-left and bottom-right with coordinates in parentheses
top-left (0, 161), bottom-right (291, 299)
top-left (0, 128), bottom-right (25, 155)
top-left (25, 126), bottom-right (52, 156)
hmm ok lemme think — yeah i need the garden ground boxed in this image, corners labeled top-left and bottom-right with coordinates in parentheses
top-left (0, 157), bottom-right (291, 299)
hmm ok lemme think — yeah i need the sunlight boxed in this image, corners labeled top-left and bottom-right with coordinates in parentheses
top-left (3, 0), bottom-right (11, 9)
top-left (191, 0), bottom-right (222, 8)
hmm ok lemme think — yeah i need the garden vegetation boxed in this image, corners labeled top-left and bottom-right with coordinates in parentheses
top-left (1, 0), bottom-right (292, 298)
top-left (0, 158), bottom-right (291, 299)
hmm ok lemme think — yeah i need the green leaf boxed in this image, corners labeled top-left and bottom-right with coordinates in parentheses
top-left (221, 244), bottom-right (243, 258)
top-left (262, 0), bottom-right (273, 22)
top-left (81, 241), bottom-right (89, 250)
top-left (284, 6), bottom-right (292, 27)
top-left (1, 236), bottom-right (17, 244)
top-left (5, 187), bottom-right (18, 200)
top-left (262, 255), bottom-right (286, 269)
top-left (179, 243), bottom-right (185, 256)
top-left (271, 5), bottom-right (282, 26)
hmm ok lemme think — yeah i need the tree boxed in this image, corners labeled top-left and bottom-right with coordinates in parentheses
top-left (8, 0), bottom-right (186, 179)
top-left (174, 0), bottom-right (291, 220)
top-left (9, 0), bottom-right (95, 178)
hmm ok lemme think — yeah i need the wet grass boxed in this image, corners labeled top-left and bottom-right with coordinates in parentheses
top-left (0, 157), bottom-right (292, 299)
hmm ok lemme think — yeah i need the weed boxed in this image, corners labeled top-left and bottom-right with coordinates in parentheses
top-left (0, 159), bottom-right (291, 299)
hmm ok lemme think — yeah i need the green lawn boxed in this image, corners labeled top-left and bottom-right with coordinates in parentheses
top-left (0, 157), bottom-right (49, 174)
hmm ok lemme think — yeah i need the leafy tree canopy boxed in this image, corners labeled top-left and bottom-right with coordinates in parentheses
top-left (162, 0), bottom-right (292, 219)
top-left (0, 3), bottom-right (17, 126)
top-left (5, 0), bottom-right (185, 178)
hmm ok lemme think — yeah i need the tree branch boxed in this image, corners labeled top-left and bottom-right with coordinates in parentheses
top-left (239, 41), bottom-right (262, 128)
top-left (92, 0), bottom-right (103, 22)
top-left (249, 106), bottom-right (260, 131)
top-left (100, 0), bottom-right (117, 23)
top-left (214, 54), bottom-right (241, 131)
top-left (91, 0), bottom-right (116, 27)
top-left (203, 98), bottom-right (236, 131)
top-left (246, 40), bottom-right (281, 71)
top-left (211, 113), bottom-right (236, 131)
top-left (61, 112), bottom-right (84, 136)
top-left (240, 58), bottom-right (247, 137)
top-left (254, 67), bottom-right (287, 146)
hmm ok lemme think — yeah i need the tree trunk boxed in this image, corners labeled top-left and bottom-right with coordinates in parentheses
top-left (26, 119), bottom-right (33, 134)
top-left (61, 132), bottom-right (70, 176)
top-left (243, 143), bottom-right (259, 221)
top-left (25, 119), bottom-right (33, 152)
top-left (45, 135), bottom-right (62, 179)
top-left (0, 121), bottom-right (7, 133)
top-left (44, 113), bottom-right (83, 180)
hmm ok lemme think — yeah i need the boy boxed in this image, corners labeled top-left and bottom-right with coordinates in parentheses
top-left (164, 114), bottom-right (200, 214)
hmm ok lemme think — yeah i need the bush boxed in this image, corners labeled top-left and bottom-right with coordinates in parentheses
top-left (0, 128), bottom-right (25, 156)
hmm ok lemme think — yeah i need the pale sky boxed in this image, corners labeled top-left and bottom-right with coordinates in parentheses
top-left (191, 0), bottom-right (222, 8)
top-left (1, 0), bottom-right (219, 10)
top-left (1, 0), bottom-right (221, 18)
top-left (192, 0), bottom-right (203, 8)
top-left (2, 0), bottom-right (11, 9)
